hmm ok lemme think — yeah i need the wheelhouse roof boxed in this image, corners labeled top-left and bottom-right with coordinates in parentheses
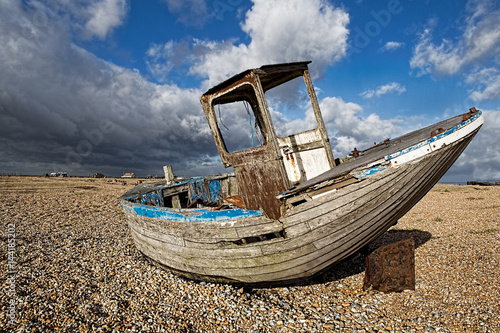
top-left (202, 61), bottom-right (312, 97)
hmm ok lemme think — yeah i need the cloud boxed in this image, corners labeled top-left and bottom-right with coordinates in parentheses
top-left (15, 0), bottom-right (129, 41)
top-left (320, 97), bottom-right (399, 156)
top-left (410, 1), bottom-right (500, 104)
top-left (466, 67), bottom-right (500, 101)
top-left (267, 95), bottom-right (403, 158)
top-left (84, 0), bottom-right (129, 39)
top-left (146, 0), bottom-right (350, 86)
top-left (379, 41), bottom-right (403, 52)
top-left (146, 40), bottom-right (195, 83)
top-left (360, 82), bottom-right (406, 99)
top-left (410, 2), bottom-right (500, 77)
top-left (0, 1), bottom-right (216, 177)
top-left (184, 0), bottom-right (350, 87)
top-left (442, 108), bottom-right (500, 182)
top-left (162, 0), bottom-right (209, 27)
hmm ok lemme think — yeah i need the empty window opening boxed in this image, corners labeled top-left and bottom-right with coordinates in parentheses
top-left (265, 76), bottom-right (317, 138)
top-left (213, 84), bottom-right (267, 153)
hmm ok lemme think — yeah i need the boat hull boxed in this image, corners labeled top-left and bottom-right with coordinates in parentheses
top-left (121, 126), bottom-right (480, 286)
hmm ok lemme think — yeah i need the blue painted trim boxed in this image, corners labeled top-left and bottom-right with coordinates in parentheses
top-left (385, 111), bottom-right (482, 161)
top-left (121, 201), bottom-right (263, 222)
top-left (354, 165), bottom-right (389, 178)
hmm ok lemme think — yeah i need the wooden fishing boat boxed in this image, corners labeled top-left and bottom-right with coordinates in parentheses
top-left (120, 61), bottom-right (484, 286)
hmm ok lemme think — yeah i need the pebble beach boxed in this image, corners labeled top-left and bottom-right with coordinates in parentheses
top-left (1, 176), bottom-right (499, 332)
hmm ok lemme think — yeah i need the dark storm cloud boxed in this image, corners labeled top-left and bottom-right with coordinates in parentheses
top-left (0, 1), bottom-right (220, 177)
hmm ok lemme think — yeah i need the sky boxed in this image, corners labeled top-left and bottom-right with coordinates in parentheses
top-left (0, 0), bottom-right (499, 182)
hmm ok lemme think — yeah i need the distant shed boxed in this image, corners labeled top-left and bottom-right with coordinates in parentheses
top-left (49, 172), bottom-right (68, 177)
top-left (122, 173), bottom-right (136, 178)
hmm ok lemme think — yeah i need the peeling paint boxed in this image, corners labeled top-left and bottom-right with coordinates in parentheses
top-left (122, 201), bottom-right (262, 222)
top-left (385, 111), bottom-right (482, 162)
top-left (189, 178), bottom-right (222, 203)
top-left (354, 165), bottom-right (389, 178)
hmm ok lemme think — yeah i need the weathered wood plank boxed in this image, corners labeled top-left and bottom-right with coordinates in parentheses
top-left (282, 166), bottom-right (402, 227)
top-left (283, 168), bottom-right (405, 238)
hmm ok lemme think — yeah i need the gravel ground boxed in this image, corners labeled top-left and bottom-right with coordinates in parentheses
top-left (1, 176), bottom-right (499, 332)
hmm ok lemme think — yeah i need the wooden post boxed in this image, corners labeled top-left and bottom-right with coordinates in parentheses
top-left (164, 165), bottom-right (175, 185)
top-left (164, 165), bottom-right (181, 208)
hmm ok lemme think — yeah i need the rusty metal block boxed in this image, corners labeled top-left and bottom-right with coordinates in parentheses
top-left (223, 195), bottom-right (245, 209)
top-left (430, 128), bottom-right (445, 137)
top-left (350, 147), bottom-right (360, 158)
top-left (363, 238), bottom-right (415, 293)
top-left (463, 107), bottom-right (479, 121)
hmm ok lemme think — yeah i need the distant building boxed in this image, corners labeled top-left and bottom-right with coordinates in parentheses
top-left (122, 172), bottom-right (136, 178)
top-left (49, 172), bottom-right (68, 177)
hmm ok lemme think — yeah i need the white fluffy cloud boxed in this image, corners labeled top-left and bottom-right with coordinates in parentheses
top-left (409, 0), bottom-right (500, 105)
top-left (182, 0), bottom-right (349, 87)
top-left (410, 1), bottom-right (500, 102)
top-left (319, 97), bottom-right (400, 156)
top-left (380, 41), bottom-right (403, 52)
top-left (360, 82), bottom-right (406, 99)
top-left (84, 0), bottom-right (129, 39)
top-left (466, 67), bottom-right (500, 102)
top-left (21, 0), bottom-right (130, 40)
top-left (410, 3), bottom-right (500, 77)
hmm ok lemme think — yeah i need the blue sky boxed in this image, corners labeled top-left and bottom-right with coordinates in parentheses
top-left (84, 0), bottom-right (495, 114)
top-left (1, 0), bottom-right (499, 181)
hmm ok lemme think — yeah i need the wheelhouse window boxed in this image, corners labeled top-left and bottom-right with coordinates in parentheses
top-left (212, 84), bottom-right (267, 153)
